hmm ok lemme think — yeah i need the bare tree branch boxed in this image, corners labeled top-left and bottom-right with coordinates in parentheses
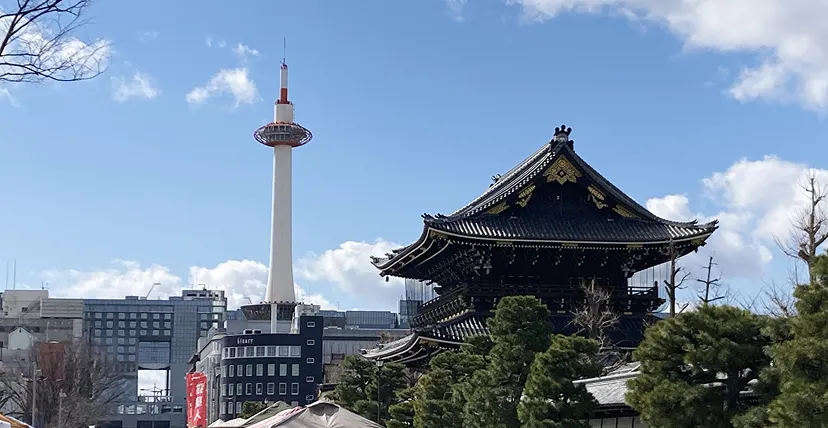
top-left (663, 240), bottom-right (691, 317)
top-left (0, 0), bottom-right (110, 84)
top-left (696, 255), bottom-right (728, 306)
top-left (760, 280), bottom-right (797, 318)
top-left (0, 340), bottom-right (126, 427)
top-left (569, 279), bottom-right (621, 349)
top-left (774, 170), bottom-right (828, 284)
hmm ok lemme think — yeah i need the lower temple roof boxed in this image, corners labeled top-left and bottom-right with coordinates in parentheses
top-left (426, 214), bottom-right (714, 243)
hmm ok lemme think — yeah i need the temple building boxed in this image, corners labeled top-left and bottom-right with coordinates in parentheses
top-left (362, 125), bottom-right (718, 365)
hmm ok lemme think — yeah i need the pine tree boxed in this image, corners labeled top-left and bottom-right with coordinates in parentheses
top-left (766, 255), bottom-right (828, 427)
top-left (331, 355), bottom-right (409, 424)
top-left (626, 305), bottom-right (770, 428)
top-left (518, 335), bottom-right (603, 428)
top-left (411, 348), bottom-right (487, 428)
top-left (459, 296), bottom-right (553, 428)
top-left (386, 387), bottom-right (414, 428)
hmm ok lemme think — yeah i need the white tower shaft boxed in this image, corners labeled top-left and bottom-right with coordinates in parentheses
top-left (266, 62), bottom-right (297, 334)
top-left (266, 144), bottom-right (295, 303)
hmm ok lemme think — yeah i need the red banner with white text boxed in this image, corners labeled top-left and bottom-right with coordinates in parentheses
top-left (186, 372), bottom-right (208, 428)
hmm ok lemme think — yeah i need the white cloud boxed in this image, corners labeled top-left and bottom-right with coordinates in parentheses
top-left (644, 156), bottom-right (828, 281)
top-left (185, 68), bottom-right (258, 107)
top-left (295, 239), bottom-right (405, 310)
top-left (508, 0), bottom-right (828, 110)
top-left (0, 87), bottom-right (18, 107)
top-left (446, 0), bottom-right (469, 21)
top-left (0, 7), bottom-right (112, 83)
top-left (233, 43), bottom-right (260, 59)
top-left (38, 253), bottom-right (377, 311)
top-left (205, 36), bottom-right (226, 49)
top-left (111, 71), bottom-right (160, 103)
top-left (139, 31), bottom-right (159, 41)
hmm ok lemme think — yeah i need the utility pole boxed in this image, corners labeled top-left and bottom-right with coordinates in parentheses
top-left (31, 366), bottom-right (40, 426)
top-left (375, 360), bottom-right (384, 424)
top-left (58, 389), bottom-right (66, 428)
top-left (140, 384), bottom-right (163, 428)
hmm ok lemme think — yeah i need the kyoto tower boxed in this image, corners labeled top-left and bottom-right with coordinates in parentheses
top-left (250, 58), bottom-right (312, 334)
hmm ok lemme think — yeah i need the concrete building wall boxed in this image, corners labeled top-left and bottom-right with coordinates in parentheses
top-left (0, 290), bottom-right (47, 318)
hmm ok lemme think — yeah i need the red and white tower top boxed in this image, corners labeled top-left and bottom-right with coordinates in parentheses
top-left (253, 60), bottom-right (312, 148)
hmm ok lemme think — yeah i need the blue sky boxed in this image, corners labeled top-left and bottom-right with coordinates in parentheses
top-left (2, 0), bottom-right (827, 311)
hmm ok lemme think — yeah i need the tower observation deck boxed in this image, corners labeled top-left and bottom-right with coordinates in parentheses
top-left (242, 60), bottom-right (313, 334)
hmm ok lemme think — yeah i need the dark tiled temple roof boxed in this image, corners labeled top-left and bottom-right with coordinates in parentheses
top-left (422, 312), bottom-right (489, 342)
top-left (425, 215), bottom-right (713, 243)
top-left (360, 312), bottom-right (488, 361)
top-left (371, 126), bottom-right (718, 270)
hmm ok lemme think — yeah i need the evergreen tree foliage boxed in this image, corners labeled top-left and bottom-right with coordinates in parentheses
top-left (626, 305), bottom-right (770, 428)
top-left (331, 355), bottom-right (376, 409)
top-left (412, 348), bottom-right (487, 428)
top-left (386, 387), bottom-right (415, 428)
top-left (459, 296), bottom-right (553, 428)
top-left (766, 255), bottom-right (828, 427)
top-left (331, 355), bottom-right (409, 424)
top-left (518, 335), bottom-right (603, 428)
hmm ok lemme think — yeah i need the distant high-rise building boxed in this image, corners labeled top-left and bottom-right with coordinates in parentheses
top-left (83, 289), bottom-right (227, 428)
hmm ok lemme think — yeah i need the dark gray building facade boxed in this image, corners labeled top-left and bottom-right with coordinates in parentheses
top-left (218, 315), bottom-right (323, 420)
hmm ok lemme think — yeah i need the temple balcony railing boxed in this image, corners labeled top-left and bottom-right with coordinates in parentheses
top-left (416, 286), bottom-right (464, 315)
top-left (411, 283), bottom-right (662, 327)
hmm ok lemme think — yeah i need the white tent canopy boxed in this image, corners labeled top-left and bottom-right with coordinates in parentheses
top-left (247, 401), bottom-right (383, 428)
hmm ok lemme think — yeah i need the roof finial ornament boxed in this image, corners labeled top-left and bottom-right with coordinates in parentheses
top-left (553, 124), bottom-right (572, 143)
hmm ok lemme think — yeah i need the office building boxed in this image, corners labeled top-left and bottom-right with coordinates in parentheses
top-left (84, 289), bottom-right (227, 428)
top-left (218, 315), bottom-right (323, 420)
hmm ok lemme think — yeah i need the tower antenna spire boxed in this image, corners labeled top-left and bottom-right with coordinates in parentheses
top-left (282, 37), bottom-right (286, 65)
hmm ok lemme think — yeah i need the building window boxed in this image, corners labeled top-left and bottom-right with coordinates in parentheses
top-left (256, 383), bottom-right (263, 395)
top-left (246, 364), bottom-right (253, 377)
top-left (291, 400), bottom-right (299, 406)
top-left (245, 383), bottom-right (252, 395)
top-left (267, 382), bottom-right (275, 395)
top-left (236, 402), bottom-right (242, 414)
top-left (305, 376), bottom-right (314, 383)
top-left (245, 347), bottom-right (255, 357)
top-left (307, 321), bottom-right (315, 328)
top-left (228, 365), bottom-right (235, 377)
top-left (306, 339), bottom-right (315, 346)
top-left (279, 364), bottom-right (287, 376)
top-left (290, 346), bottom-right (302, 357)
top-left (256, 364), bottom-right (263, 376)
top-left (236, 365), bottom-right (242, 376)
top-left (278, 346), bottom-right (289, 357)
top-left (267, 364), bottom-right (275, 376)
top-left (291, 383), bottom-right (299, 395)
top-left (256, 346), bottom-right (265, 357)
top-left (221, 402), bottom-right (226, 415)
top-left (306, 358), bottom-right (314, 364)
top-left (291, 364), bottom-right (299, 376)
top-left (305, 395), bottom-right (315, 402)
top-left (221, 384), bottom-right (226, 396)
top-left (222, 365), bottom-right (227, 377)
top-left (266, 346), bottom-right (277, 356)
top-left (278, 383), bottom-right (287, 395)
top-left (236, 383), bottom-right (242, 396)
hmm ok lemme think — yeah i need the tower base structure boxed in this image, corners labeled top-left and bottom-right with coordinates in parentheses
top-left (240, 302), bottom-right (297, 334)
